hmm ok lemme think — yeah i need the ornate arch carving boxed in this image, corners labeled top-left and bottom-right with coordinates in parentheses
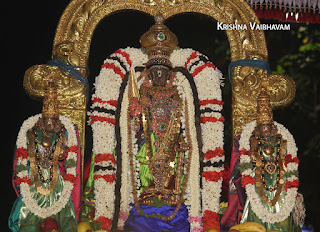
top-left (24, 0), bottom-right (295, 157)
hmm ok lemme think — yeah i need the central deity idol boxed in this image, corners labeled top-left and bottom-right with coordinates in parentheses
top-left (85, 13), bottom-right (225, 232)
top-left (128, 14), bottom-right (188, 206)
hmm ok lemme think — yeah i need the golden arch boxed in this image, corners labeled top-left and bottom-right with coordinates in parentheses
top-left (24, 0), bottom-right (295, 159)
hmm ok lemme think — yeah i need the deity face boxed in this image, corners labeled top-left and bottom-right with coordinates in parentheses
top-left (43, 117), bottom-right (61, 134)
top-left (148, 65), bottom-right (170, 86)
top-left (258, 124), bottom-right (273, 138)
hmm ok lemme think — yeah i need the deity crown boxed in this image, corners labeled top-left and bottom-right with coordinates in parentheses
top-left (42, 81), bottom-right (60, 118)
top-left (140, 13), bottom-right (178, 68)
top-left (256, 87), bottom-right (273, 125)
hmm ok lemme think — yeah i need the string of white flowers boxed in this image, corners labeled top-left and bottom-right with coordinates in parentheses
top-left (172, 49), bottom-right (224, 231)
top-left (90, 48), bottom-right (145, 227)
top-left (174, 71), bottom-right (201, 224)
top-left (239, 120), bottom-right (298, 224)
top-left (16, 114), bottom-right (77, 218)
top-left (119, 86), bottom-right (131, 229)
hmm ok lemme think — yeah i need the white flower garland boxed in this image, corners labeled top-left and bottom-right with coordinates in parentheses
top-left (239, 120), bottom-right (299, 224)
top-left (15, 114), bottom-right (78, 218)
top-left (174, 71), bottom-right (201, 220)
top-left (90, 47), bottom-right (224, 231)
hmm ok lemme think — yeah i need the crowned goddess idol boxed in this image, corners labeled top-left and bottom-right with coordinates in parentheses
top-left (9, 82), bottom-right (81, 232)
top-left (83, 14), bottom-right (225, 231)
top-left (223, 88), bottom-right (305, 231)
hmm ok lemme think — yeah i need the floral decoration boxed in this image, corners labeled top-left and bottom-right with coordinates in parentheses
top-left (89, 47), bottom-right (224, 231)
top-left (14, 114), bottom-right (78, 218)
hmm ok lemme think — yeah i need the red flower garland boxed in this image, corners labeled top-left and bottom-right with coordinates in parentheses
top-left (15, 147), bottom-right (28, 160)
top-left (89, 115), bottom-right (116, 125)
top-left (202, 210), bottom-right (220, 231)
top-left (184, 51), bottom-right (199, 68)
top-left (200, 116), bottom-right (225, 124)
top-left (100, 62), bottom-right (125, 79)
top-left (95, 153), bottom-right (116, 165)
top-left (285, 154), bottom-right (300, 167)
top-left (66, 145), bottom-right (78, 154)
top-left (239, 148), bottom-right (250, 157)
top-left (94, 174), bottom-right (116, 183)
top-left (241, 175), bottom-right (255, 188)
top-left (284, 179), bottom-right (299, 191)
top-left (64, 174), bottom-right (77, 184)
top-left (15, 176), bottom-right (32, 186)
top-left (193, 63), bottom-right (216, 77)
top-left (114, 49), bottom-right (132, 68)
top-left (204, 147), bottom-right (224, 160)
top-left (92, 97), bottom-right (118, 108)
top-left (199, 99), bottom-right (224, 107)
top-left (202, 170), bottom-right (224, 182)
top-left (96, 216), bottom-right (113, 231)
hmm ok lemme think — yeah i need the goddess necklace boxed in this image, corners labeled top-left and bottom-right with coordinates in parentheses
top-left (28, 125), bottom-right (65, 195)
top-left (251, 134), bottom-right (286, 206)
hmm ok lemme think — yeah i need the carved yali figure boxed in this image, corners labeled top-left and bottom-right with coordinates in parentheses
top-left (9, 82), bottom-right (81, 232)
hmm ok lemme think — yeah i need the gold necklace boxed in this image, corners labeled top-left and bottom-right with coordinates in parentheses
top-left (28, 128), bottom-right (64, 195)
top-left (252, 135), bottom-right (286, 206)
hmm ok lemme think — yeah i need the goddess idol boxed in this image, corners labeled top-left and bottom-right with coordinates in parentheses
top-left (228, 88), bottom-right (304, 231)
top-left (83, 14), bottom-right (225, 231)
top-left (9, 82), bottom-right (81, 232)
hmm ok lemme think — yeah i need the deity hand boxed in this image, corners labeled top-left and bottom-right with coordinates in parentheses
top-left (129, 97), bottom-right (142, 117)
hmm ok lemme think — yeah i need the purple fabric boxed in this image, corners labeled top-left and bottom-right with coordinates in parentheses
top-left (124, 204), bottom-right (190, 232)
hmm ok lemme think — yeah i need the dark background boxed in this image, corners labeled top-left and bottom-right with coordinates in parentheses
top-left (3, 1), bottom-right (320, 231)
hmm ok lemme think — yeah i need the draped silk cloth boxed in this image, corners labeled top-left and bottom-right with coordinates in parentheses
top-left (221, 136), bottom-right (246, 231)
top-left (124, 204), bottom-right (190, 232)
top-left (9, 169), bottom-right (77, 232)
top-left (9, 128), bottom-right (80, 231)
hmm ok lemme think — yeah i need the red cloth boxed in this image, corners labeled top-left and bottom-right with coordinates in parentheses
top-left (220, 136), bottom-right (247, 231)
top-left (71, 125), bottom-right (82, 222)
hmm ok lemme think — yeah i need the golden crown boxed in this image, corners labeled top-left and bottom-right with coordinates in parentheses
top-left (256, 88), bottom-right (273, 125)
top-left (42, 82), bottom-right (59, 118)
top-left (140, 14), bottom-right (178, 67)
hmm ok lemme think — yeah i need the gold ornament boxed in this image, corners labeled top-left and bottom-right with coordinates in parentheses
top-left (42, 82), bottom-right (59, 119)
top-left (128, 69), bottom-right (140, 100)
top-left (140, 13), bottom-right (178, 61)
top-left (256, 87), bottom-right (273, 126)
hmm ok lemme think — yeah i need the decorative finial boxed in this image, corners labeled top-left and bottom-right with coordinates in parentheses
top-left (256, 87), bottom-right (273, 125)
top-left (139, 13), bottom-right (178, 68)
top-left (154, 13), bottom-right (165, 24)
top-left (42, 81), bottom-right (59, 118)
